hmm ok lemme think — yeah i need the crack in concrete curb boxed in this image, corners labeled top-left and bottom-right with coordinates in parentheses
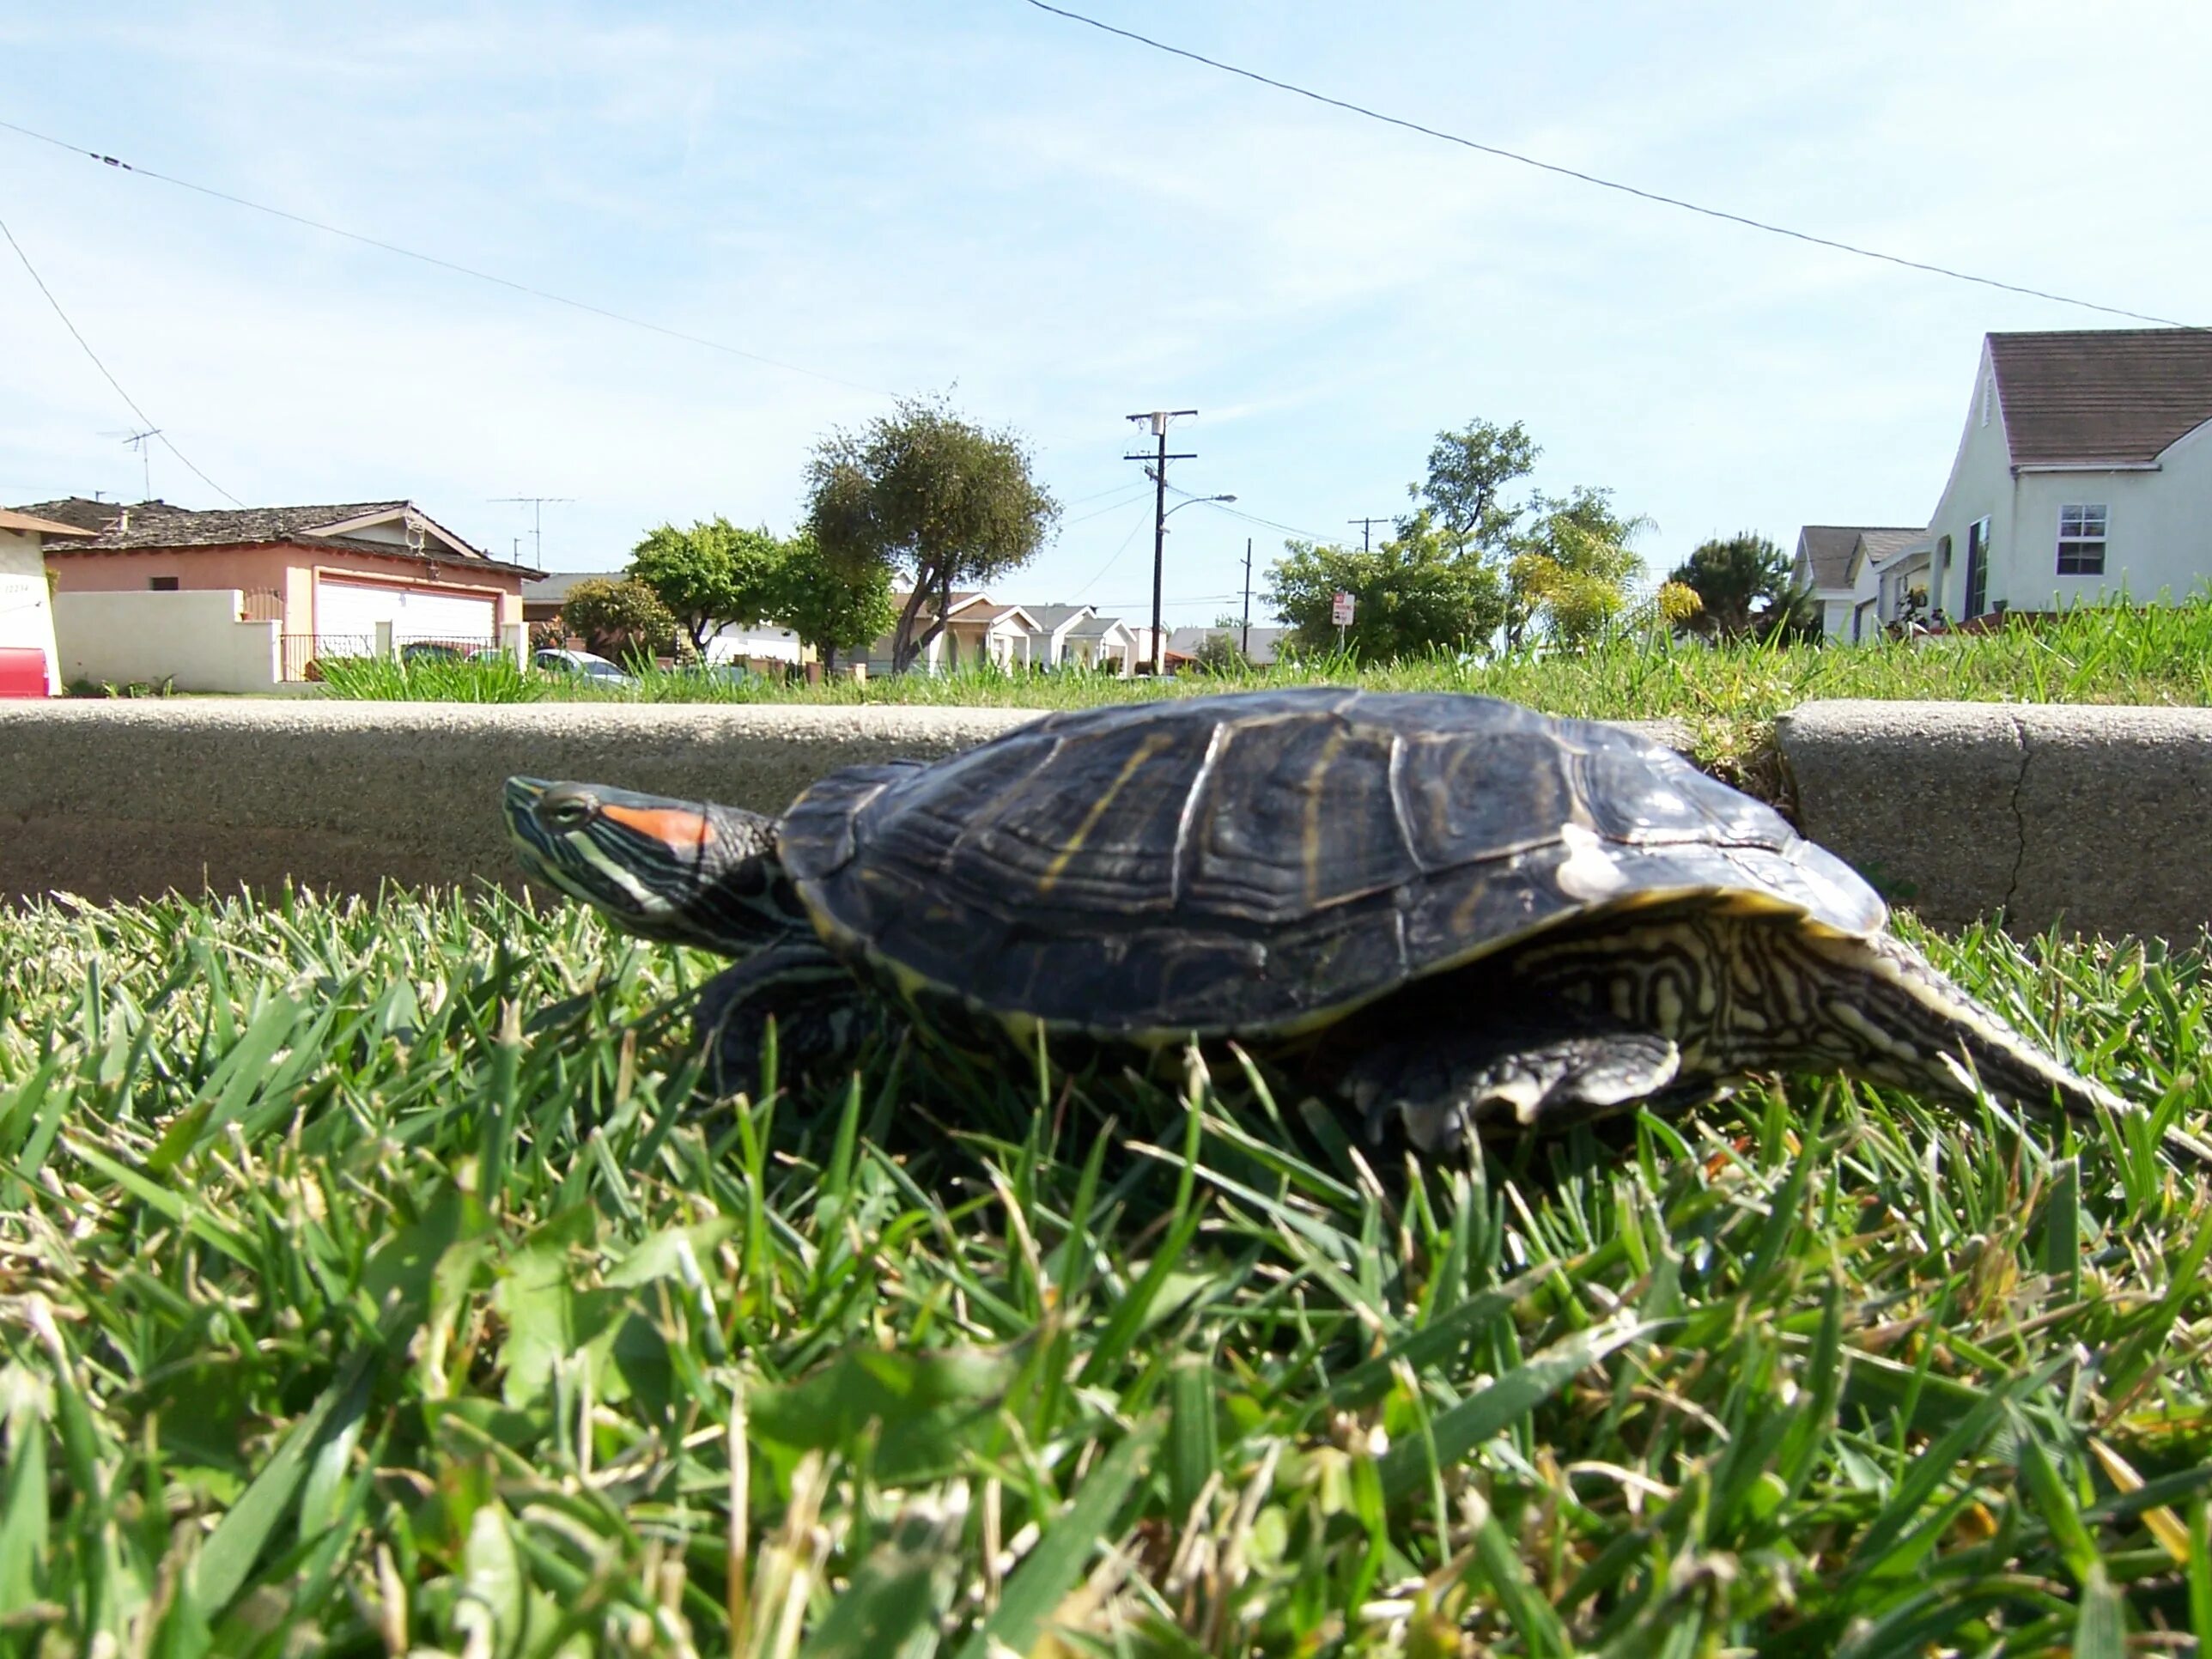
top-left (2003, 711), bottom-right (2030, 920)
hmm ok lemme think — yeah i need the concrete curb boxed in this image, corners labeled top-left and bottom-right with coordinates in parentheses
top-left (0, 700), bottom-right (1686, 908)
top-left (5, 697), bottom-right (2203, 941)
top-left (1777, 700), bottom-right (2212, 941)
top-left (0, 700), bottom-right (1042, 905)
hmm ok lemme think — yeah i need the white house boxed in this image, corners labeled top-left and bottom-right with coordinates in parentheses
top-left (1061, 611), bottom-right (1136, 673)
top-left (1847, 532), bottom-right (1936, 638)
top-left (1020, 604), bottom-right (1136, 673)
top-left (869, 592), bottom-right (1040, 674)
top-left (0, 507), bottom-right (94, 694)
top-left (1924, 329), bottom-right (2212, 622)
top-left (1021, 604), bottom-right (1097, 668)
top-left (1791, 526), bottom-right (1926, 642)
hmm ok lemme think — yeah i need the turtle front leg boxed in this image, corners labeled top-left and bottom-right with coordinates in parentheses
top-left (1342, 1023), bottom-right (1716, 1155)
top-left (693, 937), bottom-right (888, 1097)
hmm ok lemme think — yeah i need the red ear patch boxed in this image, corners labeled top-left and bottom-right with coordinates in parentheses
top-left (599, 804), bottom-right (716, 851)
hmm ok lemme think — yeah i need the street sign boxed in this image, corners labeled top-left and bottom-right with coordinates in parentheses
top-left (1330, 590), bottom-right (1356, 627)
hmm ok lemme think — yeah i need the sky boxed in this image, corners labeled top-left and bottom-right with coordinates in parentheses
top-left (3, 1), bottom-right (2209, 627)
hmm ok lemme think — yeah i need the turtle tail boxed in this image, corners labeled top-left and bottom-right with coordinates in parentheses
top-left (1835, 931), bottom-right (2212, 1169)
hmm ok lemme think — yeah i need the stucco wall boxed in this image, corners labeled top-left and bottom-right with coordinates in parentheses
top-left (52, 589), bottom-right (282, 693)
top-left (48, 542), bottom-right (527, 632)
top-left (0, 530), bottom-right (61, 694)
top-left (1925, 346), bottom-right (2018, 619)
top-left (2002, 431), bottom-right (2212, 611)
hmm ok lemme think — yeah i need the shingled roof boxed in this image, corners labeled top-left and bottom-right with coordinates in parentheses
top-left (1797, 525), bottom-right (1923, 590)
top-left (11, 497), bottom-right (533, 573)
top-left (1988, 330), bottom-right (2212, 466)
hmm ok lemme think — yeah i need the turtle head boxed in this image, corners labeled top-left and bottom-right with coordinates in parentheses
top-left (503, 777), bottom-right (808, 955)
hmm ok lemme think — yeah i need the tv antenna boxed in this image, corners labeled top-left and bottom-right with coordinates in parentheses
top-left (103, 428), bottom-right (162, 499)
top-left (489, 495), bottom-right (574, 567)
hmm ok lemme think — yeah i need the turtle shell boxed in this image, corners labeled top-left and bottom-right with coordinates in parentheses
top-left (775, 688), bottom-right (1885, 1042)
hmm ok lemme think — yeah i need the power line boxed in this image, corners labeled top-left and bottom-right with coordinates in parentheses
top-left (1068, 508), bottom-right (1157, 600)
top-left (0, 117), bottom-right (893, 396)
top-left (1062, 483), bottom-right (1155, 525)
top-left (0, 210), bottom-right (244, 505)
top-left (1165, 483), bottom-right (1331, 543)
top-left (1020, 0), bottom-right (2198, 330)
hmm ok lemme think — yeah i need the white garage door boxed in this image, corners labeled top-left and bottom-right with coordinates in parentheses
top-left (315, 579), bottom-right (497, 646)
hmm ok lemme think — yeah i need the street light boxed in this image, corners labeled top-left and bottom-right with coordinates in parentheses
top-left (1149, 493), bottom-right (1237, 674)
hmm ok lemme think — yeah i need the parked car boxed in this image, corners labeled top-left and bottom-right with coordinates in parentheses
top-left (401, 641), bottom-right (490, 664)
top-left (532, 647), bottom-right (636, 687)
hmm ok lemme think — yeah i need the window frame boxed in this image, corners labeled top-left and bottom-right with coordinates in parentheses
top-left (1964, 516), bottom-right (1990, 618)
top-left (2056, 503), bottom-right (2107, 577)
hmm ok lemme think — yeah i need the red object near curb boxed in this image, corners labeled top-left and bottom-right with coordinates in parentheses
top-left (0, 647), bottom-right (52, 697)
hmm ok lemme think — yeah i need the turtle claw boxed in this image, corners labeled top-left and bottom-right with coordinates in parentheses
top-left (1346, 1026), bottom-right (1686, 1154)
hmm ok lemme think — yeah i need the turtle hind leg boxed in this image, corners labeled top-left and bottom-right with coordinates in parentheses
top-left (1813, 931), bottom-right (2212, 1169)
top-left (1343, 1023), bottom-right (1705, 1156)
top-left (693, 937), bottom-right (886, 1098)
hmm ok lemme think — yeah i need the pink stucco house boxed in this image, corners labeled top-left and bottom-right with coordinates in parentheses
top-left (21, 497), bottom-right (540, 678)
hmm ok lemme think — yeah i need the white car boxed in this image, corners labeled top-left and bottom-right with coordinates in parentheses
top-left (532, 648), bottom-right (636, 687)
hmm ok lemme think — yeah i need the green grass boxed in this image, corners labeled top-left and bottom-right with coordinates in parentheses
top-left (314, 597), bottom-right (2212, 781)
top-left (4, 885), bottom-right (2212, 1653)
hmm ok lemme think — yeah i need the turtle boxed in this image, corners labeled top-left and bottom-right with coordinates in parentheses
top-left (502, 687), bottom-right (2210, 1164)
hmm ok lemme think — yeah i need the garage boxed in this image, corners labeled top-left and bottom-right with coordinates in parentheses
top-left (314, 578), bottom-right (497, 647)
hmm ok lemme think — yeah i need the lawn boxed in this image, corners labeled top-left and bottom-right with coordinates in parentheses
top-left (314, 595), bottom-right (2212, 785)
top-left (3, 884), bottom-right (2211, 1654)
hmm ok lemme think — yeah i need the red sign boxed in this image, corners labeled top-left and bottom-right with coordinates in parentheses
top-left (0, 647), bottom-right (49, 698)
top-left (1330, 591), bottom-right (1356, 628)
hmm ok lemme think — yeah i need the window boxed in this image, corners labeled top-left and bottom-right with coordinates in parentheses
top-left (1979, 375), bottom-right (1992, 427)
top-left (149, 576), bottom-right (179, 591)
top-left (2057, 504), bottom-right (2106, 575)
top-left (1964, 517), bottom-right (1990, 618)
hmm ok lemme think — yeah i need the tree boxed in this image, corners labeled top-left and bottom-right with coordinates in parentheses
top-left (559, 578), bottom-right (677, 663)
top-left (1267, 524), bottom-right (1504, 661)
top-left (1183, 615), bottom-right (1253, 675)
top-left (628, 518), bottom-right (783, 656)
top-left (1409, 418), bottom-right (1538, 558)
top-left (804, 394), bottom-right (1060, 673)
top-left (1668, 532), bottom-right (1820, 641)
top-left (763, 531), bottom-right (898, 673)
top-left (1504, 487), bottom-right (1650, 648)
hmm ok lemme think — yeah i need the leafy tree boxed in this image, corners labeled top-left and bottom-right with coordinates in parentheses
top-left (1267, 526), bottom-right (1503, 661)
top-left (804, 393), bottom-right (1060, 673)
top-left (1408, 418), bottom-right (1538, 558)
top-left (1668, 532), bottom-right (1820, 641)
top-left (558, 578), bottom-right (677, 663)
top-left (628, 518), bottom-right (782, 655)
top-left (1504, 487), bottom-right (1650, 648)
top-left (763, 531), bottom-right (898, 673)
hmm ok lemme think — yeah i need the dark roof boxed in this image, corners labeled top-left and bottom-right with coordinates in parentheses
top-left (523, 569), bottom-right (625, 603)
top-left (1021, 604), bottom-right (1096, 632)
top-left (0, 507), bottom-right (95, 537)
top-left (1796, 524), bottom-right (1923, 590)
top-left (1988, 329), bottom-right (2212, 465)
top-left (12, 496), bottom-right (537, 574)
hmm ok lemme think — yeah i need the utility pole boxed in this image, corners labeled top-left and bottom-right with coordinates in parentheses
top-left (1125, 410), bottom-right (1197, 675)
top-left (1241, 537), bottom-right (1253, 656)
top-left (489, 496), bottom-right (574, 567)
top-left (1347, 515), bottom-right (1389, 551)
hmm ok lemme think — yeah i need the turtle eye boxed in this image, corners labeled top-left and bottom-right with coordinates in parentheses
top-left (540, 791), bottom-right (598, 831)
